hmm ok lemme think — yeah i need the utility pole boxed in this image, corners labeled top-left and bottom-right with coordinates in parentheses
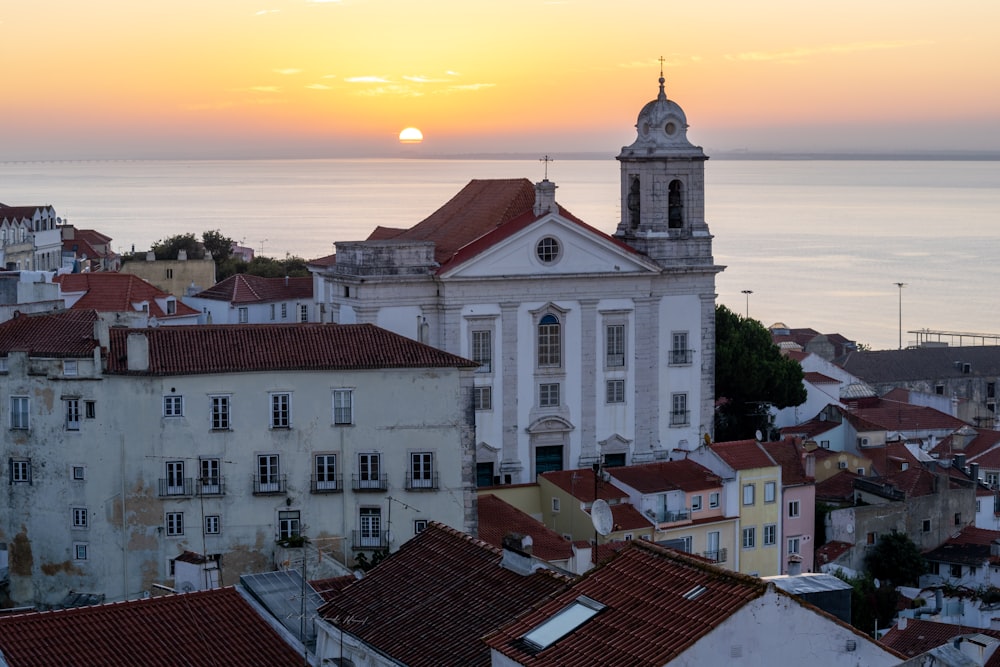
top-left (895, 283), bottom-right (906, 349)
top-left (741, 290), bottom-right (753, 319)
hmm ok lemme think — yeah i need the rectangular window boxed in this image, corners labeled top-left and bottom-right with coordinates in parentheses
top-left (164, 395), bottom-right (184, 417)
top-left (866, 531), bottom-right (877, 546)
top-left (210, 395), bottom-right (230, 430)
top-left (788, 500), bottom-right (800, 518)
top-left (359, 507), bottom-right (382, 547)
top-left (238, 307), bottom-right (249, 323)
top-left (72, 465), bottom-right (86, 481)
top-left (709, 492), bottom-right (720, 509)
top-left (764, 481), bottom-right (776, 503)
top-left (787, 537), bottom-right (801, 555)
top-left (166, 300), bottom-right (177, 315)
top-left (552, 497), bottom-right (561, 513)
top-left (165, 461), bottom-right (186, 496)
top-left (743, 483), bottom-right (755, 506)
top-left (414, 519), bottom-right (428, 534)
top-left (474, 386), bottom-right (492, 411)
top-left (10, 396), bottom-right (29, 430)
top-left (166, 512), bottom-right (184, 536)
top-left (72, 507), bottom-right (88, 529)
top-left (358, 453), bottom-right (382, 490)
top-left (85, 401), bottom-right (96, 419)
top-left (764, 524), bottom-right (776, 546)
top-left (270, 304), bottom-right (276, 321)
top-left (951, 564), bottom-right (962, 578)
top-left (670, 393), bottom-right (689, 426)
top-left (0, 357), bottom-right (8, 373)
top-left (65, 398), bottom-right (81, 431)
top-left (333, 389), bottom-right (353, 425)
top-left (606, 324), bottom-right (625, 367)
top-left (472, 330), bottom-right (492, 373)
top-left (539, 383), bottom-right (560, 407)
top-left (205, 515), bottom-right (221, 534)
top-left (742, 527), bottom-right (756, 549)
top-left (10, 459), bottom-right (31, 484)
top-left (955, 513), bottom-right (962, 526)
top-left (63, 360), bottom-right (78, 376)
top-left (537, 315), bottom-right (561, 367)
top-left (74, 543), bottom-right (88, 561)
top-left (476, 462), bottom-right (495, 488)
top-left (278, 510), bottom-right (300, 540)
top-left (409, 452), bottom-right (435, 489)
top-left (606, 379), bottom-right (625, 404)
top-left (299, 304), bottom-right (308, 322)
top-left (199, 458), bottom-right (221, 495)
top-left (691, 495), bottom-right (702, 512)
top-left (270, 392), bottom-right (291, 429)
top-left (281, 303), bottom-right (287, 319)
top-left (314, 454), bottom-right (339, 491)
top-left (256, 455), bottom-right (281, 493)
top-left (670, 332), bottom-right (691, 365)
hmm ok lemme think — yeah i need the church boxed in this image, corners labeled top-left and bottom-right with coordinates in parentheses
top-left (309, 72), bottom-right (723, 485)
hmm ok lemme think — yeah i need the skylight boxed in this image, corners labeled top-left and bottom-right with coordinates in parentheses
top-left (682, 584), bottom-right (707, 600)
top-left (521, 596), bottom-right (605, 651)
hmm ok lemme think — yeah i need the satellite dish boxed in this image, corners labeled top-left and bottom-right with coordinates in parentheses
top-left (180, 582), bottom-right (195, 593)
top-left (387, 531), bottom-right (395, 545)
top-left (755, 429), bottom-right (763, 442)
top-left (591, 499), bottom-right (613, 536)
top-left (873, 578), bottom-right (881, 589)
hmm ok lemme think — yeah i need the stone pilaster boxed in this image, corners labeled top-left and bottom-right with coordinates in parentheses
top-left (578, 299), bottom-right (599, 466)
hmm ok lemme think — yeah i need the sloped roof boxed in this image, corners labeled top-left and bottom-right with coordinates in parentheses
top-left (761, 437), bottom-right (814, 486)
top-left (840, 346), bottom-right (1000, 383)
top-left (882, 618), bottom-right (1000, 666)
top-left (540, 468), bottom-right (629, 503)
top-left (484, 539), bottom-right (769, 665)
top-left (609, 503), bottom-right (650, 531)
top-left (780, 417), bottom-right (840, 439)
top-left (923, 526), bottom-right (1000, 567)
top-left (845, 397), bottom-right (965, 432)
top-left (0, 586), bottom-right (304, 666)
top-left (710, 439), bottom-right (777, 471)
top-left (815, 470), bottom-right (860, 503)
top-left (192, 274), bottom-right (313, 304)
top-left (932, 428), bottom-right (1000, 461)
top-left (0, 309), bottom-right (98, 357)
top-left (607, 459), bottom-right (722, 494)
top-left (105, 323), bottom-right (478, 375)
top-left (53, 272), bottom-right (199, 318)
top-left (317, 522), bottom-right (568, 667)
top-left (815, 540), bottom-right (854, 567)
top-left (478, 494), bottom-right (574, 562)
top-left (804, 371), bottom-right (840, 385)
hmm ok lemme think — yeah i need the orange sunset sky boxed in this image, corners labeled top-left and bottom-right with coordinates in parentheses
top-left (2, 0), bottom-right (998, 160)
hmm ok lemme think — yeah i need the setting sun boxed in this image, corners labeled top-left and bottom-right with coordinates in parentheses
top-left (399, 127), bottom-right (424, 144)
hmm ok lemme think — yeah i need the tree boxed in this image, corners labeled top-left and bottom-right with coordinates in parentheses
top-left (865, 530), bottom-right (926, 588)
top-left (714, 305), bottom-right (806, 441)
top-left (150, 233), bottom-right (203, 260)
top-left (202, 229), bottom-right (234, 263)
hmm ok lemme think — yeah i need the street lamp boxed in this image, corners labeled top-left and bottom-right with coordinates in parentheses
top-left (895, 282), bottom-right (906, 350)
top-left (741, 290), bottom-right (753, 319)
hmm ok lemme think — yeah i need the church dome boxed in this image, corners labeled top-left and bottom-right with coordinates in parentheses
top-left (621, 73), bottom-right (700, 155)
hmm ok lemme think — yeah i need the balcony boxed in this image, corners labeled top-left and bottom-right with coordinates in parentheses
top-left (158, 478), bottom-right (194, 497)
top-left (669, 410), bottom-right (690, 426)
top-left (352, 474), bottom-right (388, 492)
top-left (197, 477), bottom-right (226, 496)
top-left (655, 508), bottom-right (691, 524)
top-left (352, 530), bottom-right (389, 550)
top-left (669, 349), bottom-right (693, 366)
top-left (252, 474), bottom-right (287, 495)
top-left (310, 474), bottom-right (344, 494)
top-left (405, 472), bottom-right (439, 491)
top-left (702, 548), bottom-right (728, 564)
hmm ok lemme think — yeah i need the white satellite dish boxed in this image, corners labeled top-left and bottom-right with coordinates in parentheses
top-left (591, 499), bottom-right (613, 536)
top-left (755, 429), bottom-right (763, 442)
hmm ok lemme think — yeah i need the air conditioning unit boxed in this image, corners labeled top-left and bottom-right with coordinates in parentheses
top-left (838, 461), bottom-right (848, 469)
top-left (858, 437), bottom-right (870, 447)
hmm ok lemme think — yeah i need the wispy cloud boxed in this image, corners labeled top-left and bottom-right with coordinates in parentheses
top-left (255, 9), bottom-right (280, 15)
top-left (728, 40), bottom-right (931, 63)
top-left (306, 0), bottom-right (342, 3)
top-left (346, 76), bottom-right (390, 83)
top-left (354, 85), bottom-right (424, 97)
top-left (306, 83), bottom-right (332, 90)
top-left (403, 75), bottom-right (451, 83)
top-left (273, 68), bottom-right (302, 75)
top-left (246, 86), bottom-right (280, 92)
top-left (437, 83), bottom-right (496, 93)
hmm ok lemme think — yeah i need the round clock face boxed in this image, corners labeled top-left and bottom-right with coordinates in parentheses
top-left (665, 121), bottom-right (676, 136)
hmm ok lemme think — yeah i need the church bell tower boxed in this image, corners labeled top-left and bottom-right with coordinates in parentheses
top-left (614, 65), bottom-right (714, 268)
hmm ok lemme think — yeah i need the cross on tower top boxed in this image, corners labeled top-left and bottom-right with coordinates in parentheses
top-left (539, 155), bottom-right (554, 180)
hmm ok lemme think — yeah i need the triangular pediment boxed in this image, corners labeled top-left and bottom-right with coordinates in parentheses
top-left (440, 213), bottom-right (659, 279)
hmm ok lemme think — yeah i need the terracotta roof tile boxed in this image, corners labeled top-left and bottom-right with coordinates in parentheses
top-left (710, 439), bottom-right (777, 471)
top-left (609, 503), bottom-right (651, 531)
top-left (193, 274), bottom-right (312, 304)
top-left (607, 459), bottom-right (722, 494)
top-left (846, 397), bottom-right (965, 432)
top-left (540, 469), bottom-right (629, 503)
top-left (478, 494), bottom-right (574, 562)
top-left (815, 470), bottom-right (859, 503)
top-left (815, 540), bottom-right (854, 566)
top-left (0, 309), bottom-right (99, 357)
top-left (105, 323), bottom-right (477, 375)
top-left (761, 437), bottom-right (813, 486)
top-left (882, 618), bottom-right (1000, 665)
top-left (0, 587), bottom-right (304, 666)
top-left (53, 272), bottom-right (199, 318)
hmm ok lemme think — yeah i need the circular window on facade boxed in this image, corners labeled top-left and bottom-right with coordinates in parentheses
top-left (665, 121), bottom-right (676, 136)
top-left (536, 236), bottom-right (560, 264)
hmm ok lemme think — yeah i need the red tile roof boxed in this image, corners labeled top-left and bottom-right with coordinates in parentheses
top-left (0, 309), bottom-right (99, 357)
top-left (761, 437), bottom-right (814, 486)
top-left (0, 586), bottom-right (304, 666)
top-left (779, 417), bottom-right (840, 439)
top-left (484, 539), bottom-right (767, 666)
top-left (845, 397), bottom-right (966, 432)
top-left (609, 503), bottom-right (651, 531)
top-left (540, 468), bottom-right (629, 503)
top-left (53, 272), bottom-right (199, 318)
top-left (105, 323), bottom-right (477, 375)
top-left (478, 494), bottom-right (574, 562)
top-left (318, 522), bottom-right (568, 667)
top-left (932, 428), bottom-right (1000, 460)
top-left (804, 371), bottom-right (840, 384)
top-left (710, 439), bottom-right (777, 471)
top-left (193, 274), bottom-right (313, 304)
top-left (607, 459), bottom-right (722, 494)
top-left (815, 470), bottom-right (860, 503)
top-left (881, 618), bottom-right (1000, 665)
top-left (815, 540), bottom-right (854, 567)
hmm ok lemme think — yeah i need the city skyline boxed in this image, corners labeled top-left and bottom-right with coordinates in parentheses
top-left (3, 0), bottom-right (999, 161)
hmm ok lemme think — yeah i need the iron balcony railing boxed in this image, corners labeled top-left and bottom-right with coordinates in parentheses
top-left (656, 508), bottom-right (691, 524)
top-left (352, 530), bottom-right (389, 550)
top-left (197, 477), bottom-right (226, 496)
top-left (252, 474), bottom-right (287, 495)
top-left (158, 478), bottom-right (195, 497)
top-left (405, 472), bottom-right (439, 491)
top-left (669, 349), bottom-right (693, 365)
top-left (670, 410), bottom-right (690, 426)
top-left (703, 548), bottom-right (728, 563)
top-left (310, 474), bottom-right (344, 493)
top-left (352, 474), bottom-right (388, 492)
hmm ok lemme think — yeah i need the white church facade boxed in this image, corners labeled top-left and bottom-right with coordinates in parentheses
top-left (309, 73), bottom-right (723, 485)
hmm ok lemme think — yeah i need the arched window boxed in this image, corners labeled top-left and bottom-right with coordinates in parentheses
top-left (668, 179), bottom-right (684, 228)
top-left (537, 314), bottom-right (561, 367)
top-left (627, 177), bottom-right (641, 228)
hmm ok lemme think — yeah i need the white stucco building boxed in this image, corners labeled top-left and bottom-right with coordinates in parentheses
top-left (309, 74), bottom-right (722, 485)
top-left (0, 204), bottom-right (63, 272)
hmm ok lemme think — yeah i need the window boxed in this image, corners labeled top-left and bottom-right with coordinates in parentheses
top-left (281, 303), bottom-right (288, 319)
top-left (164, 461), bottom-right (187, 496)
top-left (166, 512), bottom-right (184, 536)
top-left (299, 304), bottom-right (308, 322)
top-left (691, 495), bottom-right (702, 512)
top-left (65, 398), bottom-right (81, 431)
top-left (474, 386), bottom-right (492, 411)
top-left (333, 389), bottom-right (353, 425)
top-left (270, 304), bottom-right (276, 321)
top-left (786, 500), bottom-right (800, 519)
top-left (787, 536), bottom-right (801, 555)
top-left (537, 314), bottom-right (561, 367)
top-left (278, 510), bottom-right (300, 541)
top-left (678, 536), bottom-right (693, 553)
top-left (988, 472), bottom-right (999, 487)
top-left (199, 458), bottom-right (221, 495)
top-left (866, 531), bottom-right (877, 546)
top-left (935, 384), bottom-right (945, 395)
top-left (472, 330), bottom-right (492, 373)
top-left (205, 515), bottom-right (221, 534)
top-left (357, 453), bottom-right (382, 490)
top-left (72, 465), bottom-right (86, 481)
top-left (10, 396), bottom-right (29, 430)
top-left (210, 395), bottom-right (230, 430)
top-left (742, 527), bottom-right (756, 549)
top-left (670, 332), bottom-right (691, 365)
top-left (743, 483), bottom-right (755, 506)
top-left (670, 393), bottom-right (688, 426)
top-left (314, 454), bottom-right (339, 491)
top-left (951, 564), bottom-right (963, 578)
top-left (359, 507), bottom-right (382, 548)
top-left (477, 462), bottom-right (495, 488)
top-left (0, 357), bottom-right (7, 372)
top-left (165, 268), bottom-right (174, 279)
top-left (606, 379), bottom-right (625, 404)
top-left (72, 507), bottom-right (88, 529)
top-left (10, 459), bottom-right (31, 484)
top-left (409, 452), bottom-right (435, 489)
top-left (521, 596), bottom-right (605, 651)
top-left (763, 524), bottom-right (776, 546)
top-left (858, 467), bottom-right (867, 476)
top-left (270, 392), bottom-right (291, 429)
top-left (820, 440), bottom-right (830, 449)
top-left (536, 237), bottom-right (560, 263)
top-left (164, 395), bottom-right (184, 417)
top-left (606, 324), bottom-right (625, 367)
top-left (63, 360), bottom-right (78, 376)
top-left (955, 513), bottom-right (962, 526)
top-left (709, 492), bottom-right (720, 509)
top-left (166, 300), bottom-right (176, 315)
top-left (539, 383), bottom-right (560, 407)
top-left (764, 481), bottom-right (776, 503)
top-left (256, 455), bottom-right (281, 493)
top-left (238, 307), bottom-right (249, 323)
top-left (552, 497), bottom-right (561, 513)
top-left (535, 445), bottom-right (564, 476)
top-left (414, 519), bottom-right (428, 534)
top-left (74, 543), bottom-right (88, 561)
top-left (706, 531), bottom-right (721, 562)
top-left (85, 401), bottom-right (96, 419)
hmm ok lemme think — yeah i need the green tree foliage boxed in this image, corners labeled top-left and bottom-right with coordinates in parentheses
top-left (150, 233), bottom-right (204, 260)
top-left (714, 305), bottom-right (807, 440)
top-left (202, 229), bottom-right (234, 263)
top-left (242, 255), bottom-right (311, 278)
top-left (834, 569), bottom-right (899, 636)
top-left (865, 530), bottom-right (926, 588)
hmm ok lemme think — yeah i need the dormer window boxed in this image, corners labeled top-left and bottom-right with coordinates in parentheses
top-left (521, 596), bottom-right (605, 652)
top-left (166, 299), bottom-right (176, 315)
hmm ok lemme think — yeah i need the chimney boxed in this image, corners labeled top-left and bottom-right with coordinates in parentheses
top-left (955, 453), bottom-right (967, 470)
top-left (804, 453), bottom-right (816, 479)
top-left (898, 616), bottom-right (908, 631)
top-left (787, 554), bottom-right (803, 576)
top-left (500, 533), bottom-right (536, 576)
top-left (126, 332), bottom-right (150, 372)
top-left (178, 249), bottom-right (187, 261)
top-left (971, 462), bottom-right (981, 483)
top-left (146, 251), bottom-right (155, 261)
top-left (533, 179), bottom-right (558, 216)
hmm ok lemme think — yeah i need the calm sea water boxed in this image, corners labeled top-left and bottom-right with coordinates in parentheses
top-left (3, 157), bottom-right (999, 351)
